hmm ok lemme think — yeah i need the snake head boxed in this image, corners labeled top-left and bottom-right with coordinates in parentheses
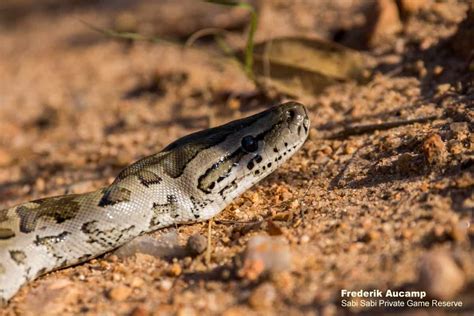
top-left (116, 101), bottom-right (310, 221)
top-left (177, 101), bottom-right (310, 217)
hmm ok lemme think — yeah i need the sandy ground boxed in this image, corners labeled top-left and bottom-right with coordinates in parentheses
top-left (0, 0), bottom-right (473, 315)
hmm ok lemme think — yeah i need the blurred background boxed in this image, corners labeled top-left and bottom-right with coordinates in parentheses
top-left (0, 0), bottom-right (472, 315)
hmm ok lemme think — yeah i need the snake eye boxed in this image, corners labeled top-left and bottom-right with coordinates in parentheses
top-left (241, 135), bottom-right (258, 153)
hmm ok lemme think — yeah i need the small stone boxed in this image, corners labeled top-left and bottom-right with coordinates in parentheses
top-left (300, 235), bottom-right (310, 244)
top-left (248, 283), bottom-right (277, 310)
top-left (227, 97), bottom-right (241, 111)
top-left (186, 234), bottom-right (207, 256)
top-left (398, 0), bottom-right (428, 15)
top-left (168, 262), bottom-right (182, 277)
top-left (159, 279), bottom-right (173, 291)
top-left (238, 235), bottom-right (292, 280)
top-left (130, 277), bottom-right (145, 288)
top-left (422, 134), bottom-right (447, 167)
top-left (433, 65), bottom-right (444, 76)
top-left (344, 143), bottom-right (357, 155)
top-left (108, 285), bottom-right (132, 301)
top-left (290, 199), bottom-right (299, 209)
top-left (35, 178), bottom-right (46, 192)
top-left (415, 60), bottom-right (427, 78)
top-left (115, 231), bottom-right (185, 259)
top-left (436, 83), bottom-right (451, 94)
top-left (418, 251), bottom-right (465, 300)
top-left (130, 305), bottom-right (150, 316)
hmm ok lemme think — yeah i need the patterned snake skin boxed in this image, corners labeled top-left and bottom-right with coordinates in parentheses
top-left (0, 102), bottom-right (309, 304)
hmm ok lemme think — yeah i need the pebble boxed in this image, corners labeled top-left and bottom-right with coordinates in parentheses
top-left (168, 262), bottom-right (182, 277)
top-left (35, 177), bottom-right (46, 192)
top-left (418, 251), bottom-right (465, 300)
top-left (130, 305), bottom-right (150, 316)
top-left (114, 231), bottom-right (185, 259)
top-left (130, 277), bottom-right (145, 288)
top-left (248, 283), bottom-right (277, 310)
top-left (436, 83), bottom-right (451, 94)
top-left (186, 234), bottom-right (208, 256)
top-left (300, 235), bottom-right (310, 244)
top-left (108, 285), bottom-right (132, 301)
top-left (398, 0), bottom-right (427, 14)
top-left (433, 65), bottom-right (444, 76)
top-left (159, 279), bottom-right (173, 291)
top-left (422, 134), bottom-right (447, 167)
top-left (238, 235), bottom-right (292, 280)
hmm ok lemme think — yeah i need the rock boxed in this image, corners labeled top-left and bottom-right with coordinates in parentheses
top-left (418, 251), bottom-right (465, 300)
top-left (35, 177), bottom-right (46, 192)
top-left (367, 0), bottom-right (402, 46)
top-left (115, 230), bottom-right (185, 259)
top-left (130, 277), bottom-right (145, 288)
top-left (108, 285), bottom-right (132, 301)
top-left (168, 262), bottom-right (182, 277)
top-left (422, 134), bottom-right (447, 167)
top-left (398, 0), bottom-right (429, 15)
top-left (248, 283), bottom-right (277, 310)
top-left (436, 83), bottom-right (451, 94)
top-left (186, 234), bottom-right (208, 256)
top-left (159, 279), bottom-right (173, 291)
top-left (130, 305), bottom-right (150, 316)
top-left (238, 235), bottom-right (292, 280)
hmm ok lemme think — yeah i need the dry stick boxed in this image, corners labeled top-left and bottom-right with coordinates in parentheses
top-left (206, 219), bottom-right (213, 266)
top-left (329, 115), bottom-right (440, 139)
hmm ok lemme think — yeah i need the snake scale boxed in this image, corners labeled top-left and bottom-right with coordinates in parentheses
top-left (0, 102), bottom-right (309, 304)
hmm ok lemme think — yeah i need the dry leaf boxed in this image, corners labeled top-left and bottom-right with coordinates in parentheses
top-left (244, 36), bottom-right (370, 97)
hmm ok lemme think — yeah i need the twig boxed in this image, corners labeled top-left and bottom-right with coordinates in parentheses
top-left (79, 19), bottom-right (169, 44)
top-left (329, 115), bottom-right (440, 139)
top-left (206, 219), bottom-right (213, 266)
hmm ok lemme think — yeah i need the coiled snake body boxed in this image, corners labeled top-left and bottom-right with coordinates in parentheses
top-left (0, 102), bottom-right (309, 304)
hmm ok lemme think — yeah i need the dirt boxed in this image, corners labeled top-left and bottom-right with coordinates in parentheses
top-left (0, 0), bottom-right (473, 315)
